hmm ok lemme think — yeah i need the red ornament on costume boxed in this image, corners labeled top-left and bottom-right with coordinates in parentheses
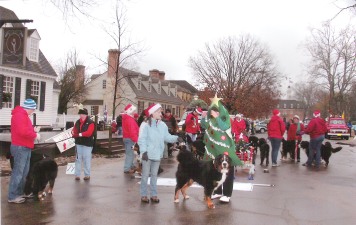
top-left (221, 135), bottom-right (226, 141)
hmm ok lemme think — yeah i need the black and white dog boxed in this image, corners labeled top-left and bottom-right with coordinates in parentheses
top-left (300, 141), bottom-right (342, 167)
top-left (174, 143), bottom-right (232, 209)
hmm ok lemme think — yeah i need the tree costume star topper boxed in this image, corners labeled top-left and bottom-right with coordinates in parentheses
top-left (201, 94), bottom-right (243, 166)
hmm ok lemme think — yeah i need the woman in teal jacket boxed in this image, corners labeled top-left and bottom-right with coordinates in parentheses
top-left (138, 103), bottom-right (180, 203)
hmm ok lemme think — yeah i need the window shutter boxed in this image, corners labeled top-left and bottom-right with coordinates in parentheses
top-left (39, 81), bottom-right (46, 111)
top-left (0, 74), bottom-right (3, 109)
top-left (14, 77), bottom-right (21, 106)
top-left (26, 79), bottom-right (32, 99)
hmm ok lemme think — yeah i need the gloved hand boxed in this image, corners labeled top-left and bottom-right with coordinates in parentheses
top-left (177, 137), bottom-right (184, 143)
top-left (36, 133), bottom-right (41, 141)
top-left (34, 126), bottom-right (41, 133)
top-left (142, 152), bottom-right (148, 161)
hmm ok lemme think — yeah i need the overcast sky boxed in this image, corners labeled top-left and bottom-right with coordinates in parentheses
top-left (1, 0), bottom-right (355, 95)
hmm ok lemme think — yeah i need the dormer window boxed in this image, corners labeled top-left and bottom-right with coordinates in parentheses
top-left (167, 82), bottom-right (170, 96)
top-left (29, 37), bottom-right (39, 62)
top-left (174, 86), bottom-right (177, 97)
top-left (138, 77), bottom-right (142, 90)
top-left (158, 81), bottom-right (161, 94)
top-left (102, 80), bottom-right (106, 89)
top-left (148, 78), bottom-right (152, 92)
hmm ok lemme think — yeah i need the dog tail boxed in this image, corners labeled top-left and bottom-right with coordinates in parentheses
top-left (331, 147), bottom-right (342, 153)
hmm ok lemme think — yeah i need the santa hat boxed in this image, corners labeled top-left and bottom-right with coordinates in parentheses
top-left (147, 103), bottom-right (162, 116)
top-left (293, 115), bottom-right (300, 120)
top-left (235, 113), bottom-right (242, 118)
top-left (195, 107), bottom-right (203, 115)
top-left (313, 110), bottom-right (321, 117)
top-left (124, 104), bottom-right (136, 114)
top-left (273, 109), bottom-right (280, 116)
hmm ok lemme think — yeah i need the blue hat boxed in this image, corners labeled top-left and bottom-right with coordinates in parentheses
top-left (22, 99), bottom-right (37, 110)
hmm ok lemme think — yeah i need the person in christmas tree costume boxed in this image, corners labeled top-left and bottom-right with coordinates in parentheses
top-left (201, 94), bottom-right (243, 203)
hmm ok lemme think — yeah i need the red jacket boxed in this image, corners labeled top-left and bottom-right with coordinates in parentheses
top-left (10, 106), bottom-right (37, 149)
top-left (267, 115), bottom-right (286, 139)
top-left (231, 119), bottom-right (246, 142)
top-left (304, 117), bottom-right (327, 139)
top-left (122, 114), bottom-right (139, 142)
top-left (185, 112), bottom-right (200, 134)
top-left (287, 123), bottom-right (305, 141)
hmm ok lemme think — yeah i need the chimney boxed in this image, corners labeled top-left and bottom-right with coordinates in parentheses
top-left (158, 71), bottom-right (165, 81)
top-left (108, 49), bottom-right (120, 77)
top-left (75, 65), bottom-right (85, 91)
top-left (149, 69), bottom-right (160, 79)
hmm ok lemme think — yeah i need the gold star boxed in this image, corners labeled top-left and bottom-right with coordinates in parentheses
top-left (210, 93), bottom-right (223, 106)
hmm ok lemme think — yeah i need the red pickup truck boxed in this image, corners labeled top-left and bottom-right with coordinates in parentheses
top-left (325, 117), bottom-right (350, 140)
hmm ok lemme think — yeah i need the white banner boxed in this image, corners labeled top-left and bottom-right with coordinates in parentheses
top-left (52, 127), bottom-right (76, 153)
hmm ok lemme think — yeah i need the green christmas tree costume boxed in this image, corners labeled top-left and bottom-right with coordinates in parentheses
top-left (201, 94), bottom-right (243, 166)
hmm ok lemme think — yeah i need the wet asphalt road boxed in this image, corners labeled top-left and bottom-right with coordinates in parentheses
top-left (1, 133), bottom-right (356, 225)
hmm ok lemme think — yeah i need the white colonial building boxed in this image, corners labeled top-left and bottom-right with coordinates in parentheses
top-left (0, 6), bottom-right (58, 128)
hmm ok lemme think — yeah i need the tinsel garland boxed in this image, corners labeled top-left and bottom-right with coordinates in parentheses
top-left (205, 128), bottom-right (230, 148)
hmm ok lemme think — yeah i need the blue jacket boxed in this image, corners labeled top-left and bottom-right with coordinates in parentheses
top-left (138, 119), bottom-right (178, 161)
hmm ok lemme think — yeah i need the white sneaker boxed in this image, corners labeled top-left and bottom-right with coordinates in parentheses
top-left (211, 194), bottom-right (222, 199)
top-left (219, 196), bottom-right (230, 202)
top-left (272, 163), bottom-right (279, 167)
top-left (8, 196), bottom-right (25, 204)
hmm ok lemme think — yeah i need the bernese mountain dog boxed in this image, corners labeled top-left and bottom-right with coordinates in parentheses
top-left (174, 144), bottom-right (232, 209)
top-left (300, 141), bottom-right (342, 167)
top-left (23, 151), bottom-right (58, 200)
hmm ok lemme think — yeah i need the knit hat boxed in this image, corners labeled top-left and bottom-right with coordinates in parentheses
top-left (293, 115), bottom-right (300, 120)
top-left (273, 109), bottom-right (280, 116)
top-left (22, 99), bottom-right (37, 110)
top-left (124, 104), bottom-right (136, 114)
top-left (78, 108), bottom-right (88, 115)
top-left (313, 110), bottom-right (321, 117)
top-left (195, 107), bottom-right (203, 115)
top-left (147, 103), bottom-right (162, 115)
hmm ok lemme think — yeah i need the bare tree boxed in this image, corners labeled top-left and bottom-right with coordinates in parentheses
top-left (294, 81), bottom-right (323, 119)
top-left (58, 50), bottom-right (88, 114)
top-left (99, 1), bottom-right (144, 120)
top-left (332, 0), bottom-right (356, 19)
top-left (48, 0), bottom-right (96, 19)
top-left (304, 22), bottom-right (356, 115)
top-left (189, 35), bottom-right (281, 117)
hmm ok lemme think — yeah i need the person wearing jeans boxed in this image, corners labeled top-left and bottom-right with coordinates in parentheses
top-left (303, 110), bottom-right (327, 168)
top-left (8, 99), bottom-right (40, 204)
top-left (267, 109), bottom-right (286, 167)
top-left (72, 107), bottom-right (95, 181)
top-left (138, 103), bottom-right (181, 203)
top-left (122, 104), bottom-right (139, 174)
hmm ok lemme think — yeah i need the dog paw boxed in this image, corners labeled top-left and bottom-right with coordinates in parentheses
top-left (207, 203), bottom-right (215, 209)
top-left (174, 199), bottom-right (180, 203)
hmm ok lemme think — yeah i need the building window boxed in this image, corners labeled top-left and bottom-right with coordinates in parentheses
top-left (29, 38), bottom-right (39, 62)
top-left (148, 79), bottom-right (152, 92)
top-left (297, 104), bottom-right (300, 109)
top-left (277, 104), bottom-right (279, 108)
top-left (2, 76), bottom-right (14, 108)
top-left (103, 80), bottom-right (106, 89)
top-left (161, 104), bottom-right (166, 111)
top-left (158, 81), bottom-right (161, 94)
top-left (138, 77), bottom-right (142, 90)
top-left (172, 108), bottom-right (176, 115)
top-left (291, 104), bottom-right (293, 109)
top-left (283, 104), bottom-right (286, 109)
top-left (91, 106), bottom-right (99, 115)
top-left (138, 101), bottom-right (145, 114)
top-left (31, 81), bottom-right (40, 102)
top-left (176, 107), bottom-right (180, 117)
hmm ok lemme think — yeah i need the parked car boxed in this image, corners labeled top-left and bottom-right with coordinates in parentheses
top-left (325, 117), bottom-right (350, 140)
top-left (255, 122), bottom-right (267, 133)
